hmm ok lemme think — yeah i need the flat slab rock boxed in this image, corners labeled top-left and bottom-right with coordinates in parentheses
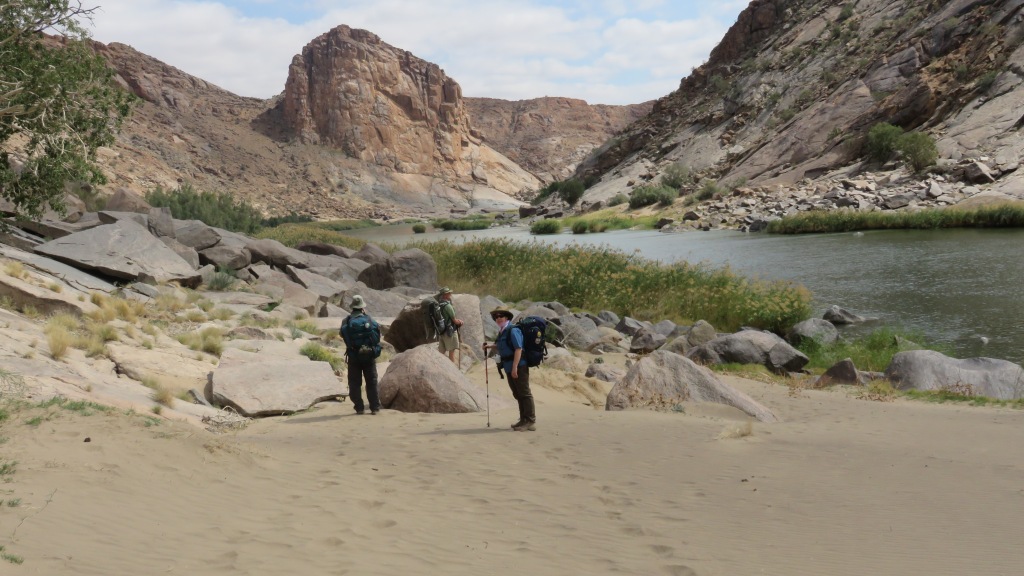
top-left (210, 348), bottom-right (344, 417)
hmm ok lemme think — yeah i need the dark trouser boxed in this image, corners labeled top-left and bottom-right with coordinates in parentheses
top-left (507, 365), bottom-right (535, 423)
top-left (347, 356), bottom-right (379, 413)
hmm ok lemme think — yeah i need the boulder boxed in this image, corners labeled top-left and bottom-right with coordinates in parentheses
top-left (630, 329), bottom-right (668, 353)
top-left (246, 238), bottom-right (315, 269)
top-left (786, 318), bottom-right (839, 346)
top-left (210, 348), bottom-right (345, 417)
top-left (352, 243), bottom-right (390, 265)
top-left (684, 317), bottom-right (716, 344)
top-left (584, 362), bottom-right (625, 384)
top-left (199, 244), bottom-right (252, 271)
top-left (606, 350), bottom-right (778, 422)
top-left (147, 207), bottom-right (176, 238)
top-left (356, 248), bottom-right (438, 291)
top-left (104, 188), bottom-right (151, 213)
top-left (687, 330), bottom-right (809, 373)
top-left (173, 220), bottom-right (222, 251)
top-left (551, 314), bottom-right (600, 350)
top-left (97, 211), bottom-right (148, 227)
top-left (378, 345), bottom-right (491, 413)
top-left (296, 241), bottom-right (356, 258)
top-left (543, 347), bottom-right (586, 373)
top-left (615, 316), bottom-right (650, 337)
top-left (160, 237), bottom-right (201, 270)
top-left (884, 350), bottom-right (1024, 400)
top-left (823, 305), bottom-right (873, 325)
top-left (286, 266), bottom-right (352, 304)
top-left (815, 358), bottom-right (860, 387)
top-left (34, 220), bottom-right (201, 287)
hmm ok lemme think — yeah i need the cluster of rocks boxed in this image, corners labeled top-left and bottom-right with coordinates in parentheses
top-left (655, 158), bottom-right (1018, 233)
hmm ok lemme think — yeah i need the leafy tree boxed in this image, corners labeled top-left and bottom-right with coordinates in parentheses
top-left (1, 1), bottom-right (135, 219)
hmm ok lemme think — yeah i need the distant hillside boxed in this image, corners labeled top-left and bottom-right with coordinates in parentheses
top-left (577, 0), bottom-right (1024, 204)
top-left (86, 29), bottom-right (648, 220)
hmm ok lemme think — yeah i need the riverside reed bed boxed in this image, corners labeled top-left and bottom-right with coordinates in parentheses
top-left (412, 238), bottom-right (811, 333)
top-left (766, 203), bottom-right (1024, 234)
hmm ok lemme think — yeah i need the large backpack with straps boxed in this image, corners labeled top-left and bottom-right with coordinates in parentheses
top-left (423, 297), bottom-right (449, 338)
top-left (503, 316), bottom-right (548, 367)
top-left (341, 313), bottom-right (381, 360)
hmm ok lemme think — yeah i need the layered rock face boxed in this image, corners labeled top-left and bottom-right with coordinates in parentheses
top-left (578, 0), bottom-right (1024, 204)
top-left (465, 97), bottom-right (652, 183)
top-left (281, 25), bottom-right (538, 199)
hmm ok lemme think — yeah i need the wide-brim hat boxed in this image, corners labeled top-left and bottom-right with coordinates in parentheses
top-left (350, 295), bottom-right (367, 310)
top-left (438, 287), bottom-right (453, 296)
top-left (489, 306), bottom-right (514, 320)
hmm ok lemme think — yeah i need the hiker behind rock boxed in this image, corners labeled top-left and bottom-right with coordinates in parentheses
top-left (482, 306), bottom-right (536, 431)
top-left (436, 287), bottom-right (463, 363)
top-left (339, 295), bottom-right (382, 415)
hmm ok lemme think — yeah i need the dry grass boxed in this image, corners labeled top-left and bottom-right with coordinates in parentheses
top-left (858, 379), bottom-right (897, 402)
top-left (45, 326), bottom-right (73, 360)
top-left (3, 261), bottom-right (26, 279)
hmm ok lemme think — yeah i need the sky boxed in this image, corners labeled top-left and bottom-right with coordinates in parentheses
top-left (82, 0), bottom-right (750, 105)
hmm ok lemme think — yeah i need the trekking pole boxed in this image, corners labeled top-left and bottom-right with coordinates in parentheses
top-left (483, 343), bottom-right (491, 428)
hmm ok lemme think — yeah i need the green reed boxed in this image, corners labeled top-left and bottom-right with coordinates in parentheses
top-left (768, 203), bottom-right (1024, 234)
top-left (412, 238), bottom-right (812, 333)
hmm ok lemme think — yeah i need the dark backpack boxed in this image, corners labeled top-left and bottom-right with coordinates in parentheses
top-left (341, 313), bottom-right (381, 360)
top-left (503, 316), bottom-right (548, 367)
top-left (424, 298), bottom-right (448, 337)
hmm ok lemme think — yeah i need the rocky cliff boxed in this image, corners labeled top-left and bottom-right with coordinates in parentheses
top-left (268, 25), bottom-right (540, 210)
top-left (464, 97), bottom-right (651, 183)
top-left (577, 0), bottom-right (1024, 205)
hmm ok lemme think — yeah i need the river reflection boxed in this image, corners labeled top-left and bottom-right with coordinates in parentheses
top-left (347, 224), bottom-right (1024, 363)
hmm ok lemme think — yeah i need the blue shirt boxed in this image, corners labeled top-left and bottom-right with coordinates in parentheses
top-left (495, 325), bottom-right (526, 374)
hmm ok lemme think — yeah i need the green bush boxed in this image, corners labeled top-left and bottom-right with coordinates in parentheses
top-left (530, 219), bottom-right (562, 235)
top-left (571, 221), bottom-right (589, 234)
top-left (412, 223), bottom-right (427, 234)
top-left (608, 193), bottom-right (628, 207)
top-left (146, 184), bottom-right (263, 234)
top-left (976, 70), bottom-right (998, 93)
top-left (205, 268), bottom-right (237, 291)
top-left (865, 122), bottom-right (905, 163)
top-left (766, 203), bottom-right (1024, 233)
top-left (261, 212), bottom-right (314, 228)
top-left (432, 219), bottom-right (490, 231)
top-left (557, 179), bottom-right (586, 206)
top-left (660, 164), bottom-right (693, 190)
top-left (299, 342), bottom-right (344, 371)
top-left (898, 131), bottom-right (938, 171)
top-left (838, 4), bottom-right (854, 21)
top-left (628, 185), bottom-right (676, 209)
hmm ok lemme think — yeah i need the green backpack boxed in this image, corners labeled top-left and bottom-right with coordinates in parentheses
top-left (341, 313), bottom-right (381, 360)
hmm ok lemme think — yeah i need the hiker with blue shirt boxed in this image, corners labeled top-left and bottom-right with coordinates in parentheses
top-left (482, 306), bottom-right (536, 431)
top-left (340, 295), bottom-right (382, 415)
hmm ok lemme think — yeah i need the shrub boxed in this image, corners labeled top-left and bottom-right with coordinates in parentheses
top-left (628, 185), bottom-right (676, 209)
top-left (46, 326), bottom-right (72, 360)
top-left (571, 221), bottom-right (589, 234)
top-left (865, 122), bottom-right (904, 162)
top-left (660, 164), bottom-right (693, 190)
top-left (412, 223), bottom-right (427, 234)
top-left (608, 193), bottom-right (628, 207)
top-left (530, 219), bottom-right (562, 235)
top-left (146, 183), bottom-right (263, 234)
top-left (557, 179), bottom-right (586, 206)
top-left (693, 180), bottom-right (726, 203)
top-left (261, 212), bottom-right (314, 228)
top-left (205, 268), bottom-right (237, 292)
top-left (976, 71), bottom-right (998, 93)
top-left (898, 131), bottom-right (938, 171)
top-left (838, 4), bottom-right (854, 21)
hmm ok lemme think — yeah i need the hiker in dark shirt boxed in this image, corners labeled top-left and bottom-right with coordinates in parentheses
top-left (483, 306), bottom-right (536, 431)
top-left (339, 295), bottom-right (381, 415)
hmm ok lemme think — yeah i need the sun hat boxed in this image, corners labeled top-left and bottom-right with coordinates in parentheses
top-left (438, 287), bottom-right (453, 296)
top-left (350, 295), bottom-right (367, 310)
top-left (490, 306), bottom-right (514, 320)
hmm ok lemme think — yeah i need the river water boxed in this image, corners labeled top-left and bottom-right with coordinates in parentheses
top-left (347, 224), bottom-right (1024, 363)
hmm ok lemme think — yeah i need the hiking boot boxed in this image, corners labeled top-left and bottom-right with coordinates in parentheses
top-left (513, 421), bottom-right (536, 432)
top-left (371, 410), bottom-right (379, 415)
top-left (510, 420), bottom-right (524, 430)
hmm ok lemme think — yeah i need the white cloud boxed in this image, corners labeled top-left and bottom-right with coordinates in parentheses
top-left (84, 0), bottom-right (742, 104)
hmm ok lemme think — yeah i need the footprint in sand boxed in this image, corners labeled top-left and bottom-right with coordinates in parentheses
top-left (650, 544), bottom-right (675, 558)
top-left (664, 565), bottom-right (698, 576)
